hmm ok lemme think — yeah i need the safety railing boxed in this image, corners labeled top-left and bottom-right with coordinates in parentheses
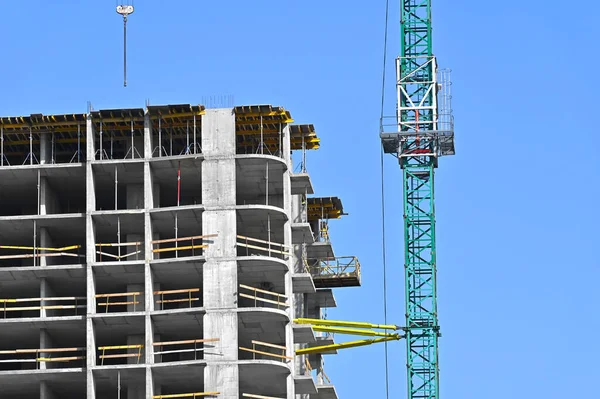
top-left (304, 356), bottom-right (313, 376)
top-left (242, 394), bottom-right (284, 399)
top-left (0, 245), bottom-right (83, 262)
top-left (239, 340), bottom-right (292, 363)
top-left (152, 234), bottom-right (217, 258)
top-left (0, 296), bottom-right (86, 318)
top-left (315, 221), bottom-right (330, 243)
top-left (152, 393), bottom-right (219, 398)
top-left (155, 288), bottom-right (200, 310)
top-left (236, 235), bottom-right (290, 259)
top-left (96, 292), bottom-right (142, 312)
top-left (0, 347), bottom-right (85, 368)
top-left (318, 365), bottom-right (332, 384)
top-left (96, 241), bottom-right (142, 262)
top-left (98, 344), bottom-right (143, 365)
top-left (238, 284), bottom-right (288, 310)
top-left (153, 338), bottom-right (219, 363)
top-left (305, 256), bottom-right (361, 280)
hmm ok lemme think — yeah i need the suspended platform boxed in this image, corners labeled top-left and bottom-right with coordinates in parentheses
top-left (306, 256), bottom-right (361, 288)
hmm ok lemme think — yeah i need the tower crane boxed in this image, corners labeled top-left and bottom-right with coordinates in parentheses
top-left (380, 0), bottom-right (455, 398)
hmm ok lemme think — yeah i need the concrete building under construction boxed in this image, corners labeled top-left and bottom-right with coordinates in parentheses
top-left (0, 104), bottom-right (361, 399)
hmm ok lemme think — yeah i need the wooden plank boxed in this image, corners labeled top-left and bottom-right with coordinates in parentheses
top-left (151, 234), bottom-right (218, 245)
top-left (239, 347), bottom-right (292, 361)
top-left (152, 245), bottom-right (207, 253)
top-left (152, 393), bottom-right (220, 399)
top-left (37, 356), bottom-right (85, 362)
top-left (236, 242), bottom-right (289, 256)
top-left (242, 394), bottom-right (285, 399)
top-left (99, 353), bottom-right (141, 359)
top-left (96, 242), bottom-right (142, 247)
top-left (97, 301), bottom-right (140, 307)
top-left (0, 252), bottom-right (81, 260)
top-left (156, 298), bottom-right (199, 304)
top-left (236, 235), bottom-right (289, 249)
top-left (97, 345), bottom-right (143, 350)
top-left (239, 284), bottom-right (287, 299)
top-left (154, 288), bottom-right (200, 295)
top-left (251, 340), bottom-right (287, 351)
top-left (239, 293), bottom-right (288, 308)
top-left (95, 292), bottom-right (142, 298)
top-left (153, 338), bottom-right (219, 347)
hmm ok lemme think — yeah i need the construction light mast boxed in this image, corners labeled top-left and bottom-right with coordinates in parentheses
top-left (381, 1), bottom-right (455, 398)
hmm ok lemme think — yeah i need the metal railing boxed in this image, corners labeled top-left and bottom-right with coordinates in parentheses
top-left (305, 256), bottom-right (361, 280)
top-left (239, 340), bottom-right (291, 362)
top-left (96, 292), bottom-right (142, 312)
top-left (0, 347), bottom-right (85, 368)
top-left (236, 235), bottom-right (290, 259)
top-left (98, 344), bottom-right (143, 365)
top-left (152, 234), bottom-right (217, 258)
top-left (238, 284), bottom-right (288, 310)
top-left (0, 296), bottom-right (86, 318)
top-left (153, 338), bottom-right (219, 363)
top-left (155, 288), bottom-right (200, 310)
top-left (153, 393), bottom-right (219, 398)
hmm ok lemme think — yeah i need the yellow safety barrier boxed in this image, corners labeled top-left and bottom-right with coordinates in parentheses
top-left (0, 245), bottom-right (82, 260)
top-left (239, 340), bottom-right (291, 362)
top-left (152, 393), bottom-right (219, 398)
top-left (238, 284), bottom-right (288, 310)
top-left (236, 235), bottom-right (290, 258)
top-left (152, 234), bottom-right (217, 256)
top-left (0, 296), bottom-right (86, 318)
top-left (96, 241), bottom-right (142, 262)
top-left (155, 288), bottom-right (200, 310)
top-left (96, 292), bottom-right (141, 312)
top-left (153, 338), bottom-right (219, 362)
top-left (98, 344), bottom-right (143, 366)
top-left (0, 347), bottom-right (85, 368)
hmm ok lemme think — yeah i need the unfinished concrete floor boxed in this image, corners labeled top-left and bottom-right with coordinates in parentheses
top-left (0, 104), bottom-right (359, 399)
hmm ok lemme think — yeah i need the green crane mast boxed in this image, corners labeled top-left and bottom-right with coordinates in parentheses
top-left (381, 1), bottom-right (455, 398)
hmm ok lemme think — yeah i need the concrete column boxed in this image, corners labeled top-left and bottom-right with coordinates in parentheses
top-left (205, 365), bottom-right (239, 398)
top-left (86, 114), bottom-right (98, 399)
top-left (149, 366), bottom-right (161, 397)
top-left (143, 112), bottom-right (155, 394)
top-left (281, 124), bottom-right (297, 397)
top-left (126, 284), bottom-right (144, 312)
top-left (39, 228), bottom-right (55, 267)
top-left (39, 329), bottom-right (54, 370)
top-left (126, 335), bottom-right (145, 365)
top-left (40, 278), bottom-right (56, 317)
top-left (127, 184), bottom-right (144, 210)
top-left (40, 177), bottom-right (59, 215)
top-left (145, 267), bottom-right (156, 365)
top-left (201, 109), bottom-right (239, 398)
top-left (144, 112), bottom-right (153, 159)
top-left (40, 381), bottom-right (57, 399)
top-left (40, 133), bottom-right (51, 165)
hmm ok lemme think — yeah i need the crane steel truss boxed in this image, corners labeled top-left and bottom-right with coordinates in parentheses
top-left (381, 1), bottom-right (454, 398)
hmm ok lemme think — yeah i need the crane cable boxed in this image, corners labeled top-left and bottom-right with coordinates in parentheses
top-left (379, 0), bottom-right (391, 398)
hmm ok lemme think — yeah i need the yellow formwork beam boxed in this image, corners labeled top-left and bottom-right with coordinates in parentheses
top-left (296, 336), bottom-right (401, 356)
top-left (311, 325), bottom-right (399, 338)
top-left (153, 393), bottom-right (220, 399)
top-left (294, 318), bottom-right (399, 331)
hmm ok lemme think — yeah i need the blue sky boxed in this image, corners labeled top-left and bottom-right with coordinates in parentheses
top-left (2, 1), bottom-right (599, 398)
